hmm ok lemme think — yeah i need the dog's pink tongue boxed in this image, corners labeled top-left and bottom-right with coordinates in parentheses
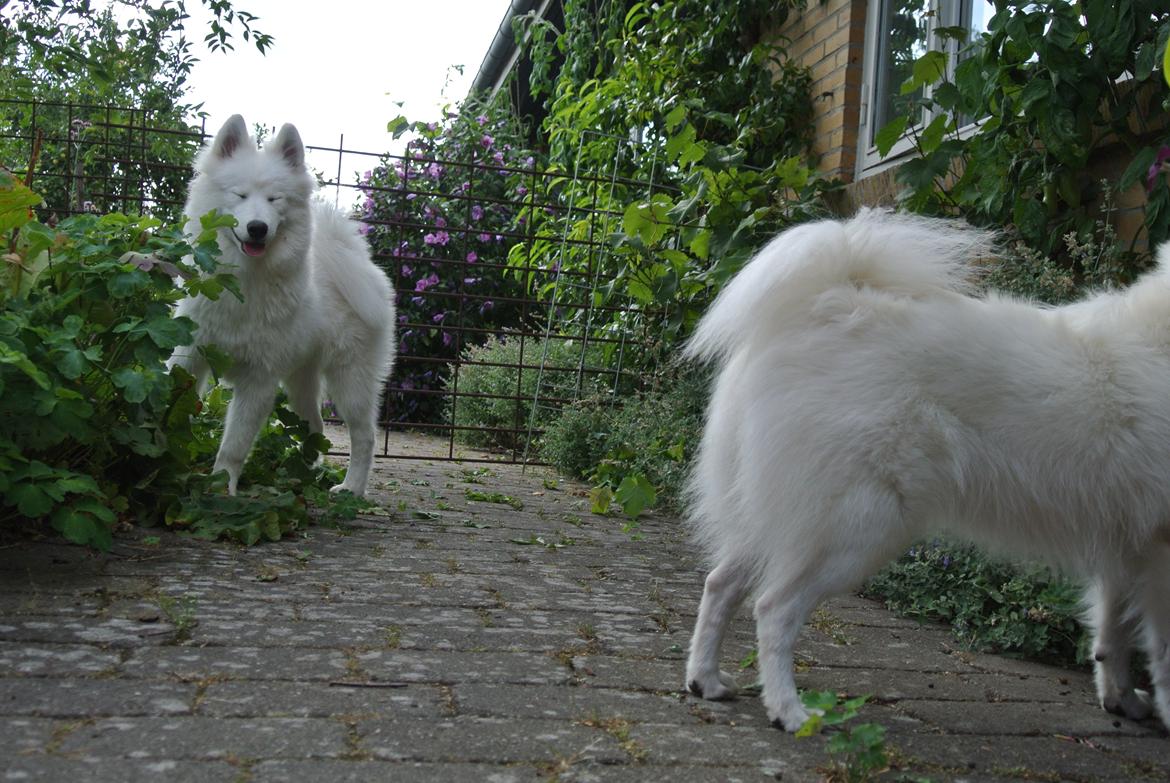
top-left (242, 241), bottom-right (266, 257)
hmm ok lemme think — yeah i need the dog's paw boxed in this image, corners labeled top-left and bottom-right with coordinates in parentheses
top-left (686, 670), bottom-right (739, 701)
top-left (767, 703), bottom-right (817, 733)
top-left (1104, 689), bottom-right (1154, 721)
top-left (329, 482), bottom-right (364, 497)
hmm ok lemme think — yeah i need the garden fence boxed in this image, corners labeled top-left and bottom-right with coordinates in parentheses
top-left (1, 99), bottom-right (681, 466)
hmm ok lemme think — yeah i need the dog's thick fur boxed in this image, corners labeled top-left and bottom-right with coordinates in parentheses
top-left (169, 115), bottom-right (395, 496)
top-left (684, 209), bottom-right (1170, 731)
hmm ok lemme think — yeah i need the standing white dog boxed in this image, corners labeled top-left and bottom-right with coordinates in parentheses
top-left (684, 209), bottom-right (1170, 732)
top-left (169, 115), bottom-right (395, 497)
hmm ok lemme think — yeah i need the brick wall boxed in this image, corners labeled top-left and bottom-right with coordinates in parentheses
top-left (772, 0), bottom-right (867, 183)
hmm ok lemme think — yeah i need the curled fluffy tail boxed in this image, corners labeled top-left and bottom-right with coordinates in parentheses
top-left (311, 199), bottom-right (393, 330)
top-left (684, 209), bottom-right (995, 363)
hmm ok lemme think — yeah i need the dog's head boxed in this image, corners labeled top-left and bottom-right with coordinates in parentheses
top-left (191, 115), bottom-right (314, 259)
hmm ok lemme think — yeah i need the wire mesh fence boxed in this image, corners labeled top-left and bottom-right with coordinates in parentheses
top-left (2, 99), bottom-right (679, 465)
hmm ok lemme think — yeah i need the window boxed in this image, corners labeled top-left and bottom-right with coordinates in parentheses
top-left (858, 0), bottom-right (996, 176)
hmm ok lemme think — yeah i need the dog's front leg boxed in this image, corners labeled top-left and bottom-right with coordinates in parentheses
top-left (214, 372), bottom-right (278, 495)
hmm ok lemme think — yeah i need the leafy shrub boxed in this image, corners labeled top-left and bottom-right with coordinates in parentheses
top-left (864, 541), bottom-right (1088, 665)
top-left (448, 333), bottom-right (607, 452)
top-left (360, 97), bottom-right (536, 426)
top-left (541, 368), bottom-right (709, 514)
top-left (1, 175), bottom-right (360, 549)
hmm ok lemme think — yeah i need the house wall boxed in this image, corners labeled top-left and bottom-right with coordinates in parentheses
top-left (772, 2), bottom-right (1152, 247)
top-left (772, 0), bottom-right (867, 185)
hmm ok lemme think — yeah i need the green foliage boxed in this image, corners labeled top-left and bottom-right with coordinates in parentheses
top-left (448, 333), bottom-right (608, 453)
top-left (797, 692), bottom-right (889, 782)
top-left (361, 95), bottom-right (534, 426)
top-left (541, 368), bottom-right (709, 518)
top-left (508, 0), bottom-right (835, 358)
top-left (0, 186), bottom-right (365, 549)
top-left (1, 1), bottom-right (271, 223)
top-left (865, 541), bottom-right (1087, 665)
top-left (878, 0), bottom-right (1170, 286)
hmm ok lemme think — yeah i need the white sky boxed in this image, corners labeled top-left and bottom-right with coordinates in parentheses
top-left (184, 0), bottom-right (511, 184)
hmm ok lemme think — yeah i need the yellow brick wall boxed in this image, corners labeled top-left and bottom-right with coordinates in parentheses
top-left (772, 0), bottom-right (867, 183)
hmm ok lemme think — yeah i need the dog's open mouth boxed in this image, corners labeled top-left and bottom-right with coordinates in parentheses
top-left (241, 240), bottom-right (267, 257)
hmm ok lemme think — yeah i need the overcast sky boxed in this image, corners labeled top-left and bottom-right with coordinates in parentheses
top-left (184, 0), bottom-right (511, 180)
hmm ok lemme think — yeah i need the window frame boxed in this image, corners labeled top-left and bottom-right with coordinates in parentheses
top-left (856, 0), bottom-right (990, 178)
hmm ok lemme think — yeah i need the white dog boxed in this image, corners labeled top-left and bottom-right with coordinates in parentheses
top-left (684, 209), bottom-right (1170, 732)
top-left (169, 115), bottom-right (396, 497)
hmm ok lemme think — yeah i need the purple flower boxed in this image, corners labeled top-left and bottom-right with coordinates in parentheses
top-left (426, 162), bottom-right (443, 179)
top-left (1147, 146), bottom-right (1170, 192)
top-left (516, 185), bottom-right (528, 196)
top-left (401, 264), bottom-right (413, 276)
top-left (479, 300), bottom-right (494, 316)
top-left (432, 312), bottom-right (446, 323)
top-left (470, 205), bottom-right (484, 221)
top-left (464, 277), bottom-right (479, 285)
top-left (481, 134), bottom-right (494, 148)
top-left (358, 223), bottom-right (372, 236)
top-left (423, 231), bottom-right (450, 246)
top-left (478, 233), bottom-right (491, 242)
top-left (477, 114), bottom-right (489, 126)
top-left (442, 331), bottom-right (453, 347)
top-left (434, 216), bottom-right (447, 229)
top-left (493, 151), bottom-right (505, 164)
top-left (414, 272), bottom-right (439, 292)
top-left (466, 251), bottom-right (478, 263)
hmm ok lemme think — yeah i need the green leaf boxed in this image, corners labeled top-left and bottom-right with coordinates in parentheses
top-left (143, 315), bottom-right (191, 349)
top-left (386, 115), bottom-right (410, 139)
top-left (874, 116), bottom-right (908, 158)
top-left (614, 473), bottom-right (656, 518)
top-left (112, 367), bottom-right (149, 404)
top-left (9, 482), bottom-right (54, 517)
top-left (0, 342), bottom-right (51, 390)
top-left (902, 50), bottom-right (947, 95)
top-left (589, 485), bottom-right (613, 515)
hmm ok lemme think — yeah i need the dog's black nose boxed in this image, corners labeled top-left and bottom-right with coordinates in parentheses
top-left (246, 221), bottom-right (268, 240)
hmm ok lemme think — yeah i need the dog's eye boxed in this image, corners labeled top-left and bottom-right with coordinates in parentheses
top-left (267, 196), bottom-right (282, 203)
top-left (232, 191), bottom-right (247, 200)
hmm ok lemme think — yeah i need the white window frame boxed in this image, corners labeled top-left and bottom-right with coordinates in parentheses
top-left (857, 0), bottom-right (992, 179)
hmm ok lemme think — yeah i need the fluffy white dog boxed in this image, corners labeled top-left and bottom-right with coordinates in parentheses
top-left (683, 209), bottom-right (1170, 732)
top-left (169, 115), bottom-right (396, 497)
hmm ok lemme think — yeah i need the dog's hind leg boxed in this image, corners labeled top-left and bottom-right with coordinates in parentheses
top-left (686, 558), bottom-right (752, 700)
top-left (1086, 576), bottom-right (1152, 721)
top-left (324, 366), bottom-right (381, 497)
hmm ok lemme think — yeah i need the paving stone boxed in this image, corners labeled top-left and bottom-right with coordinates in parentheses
top-left (197, 680), bottom-right (445, 718)
top-left (359, 715), bottom-right (627, 764)
top-left (0, 757), bottom-right (239, 782)
top-left (0, 678), bottom-right (194, 717)
top-left (54, 716), bottom-right (350, 760)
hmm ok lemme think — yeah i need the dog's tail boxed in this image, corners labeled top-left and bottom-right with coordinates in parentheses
top-left (312, 200), bottom-right (394, 330)
top-left (684, 208), bottom-right (994, 363)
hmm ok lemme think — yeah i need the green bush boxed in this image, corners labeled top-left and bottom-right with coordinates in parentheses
top-left (448, 333), bottom-right (608, 452)
top-left (541, 368), bottom-right (709, 514)
top-left (1, 176), bottom-right (360, 549)
top-left (864, 541), bottom-right (1088, 665)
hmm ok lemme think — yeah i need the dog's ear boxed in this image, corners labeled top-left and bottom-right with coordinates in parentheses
top-left (272, 123), bottom-right (305, 171)
top-left (211, 115), bottom-right (249, 161)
